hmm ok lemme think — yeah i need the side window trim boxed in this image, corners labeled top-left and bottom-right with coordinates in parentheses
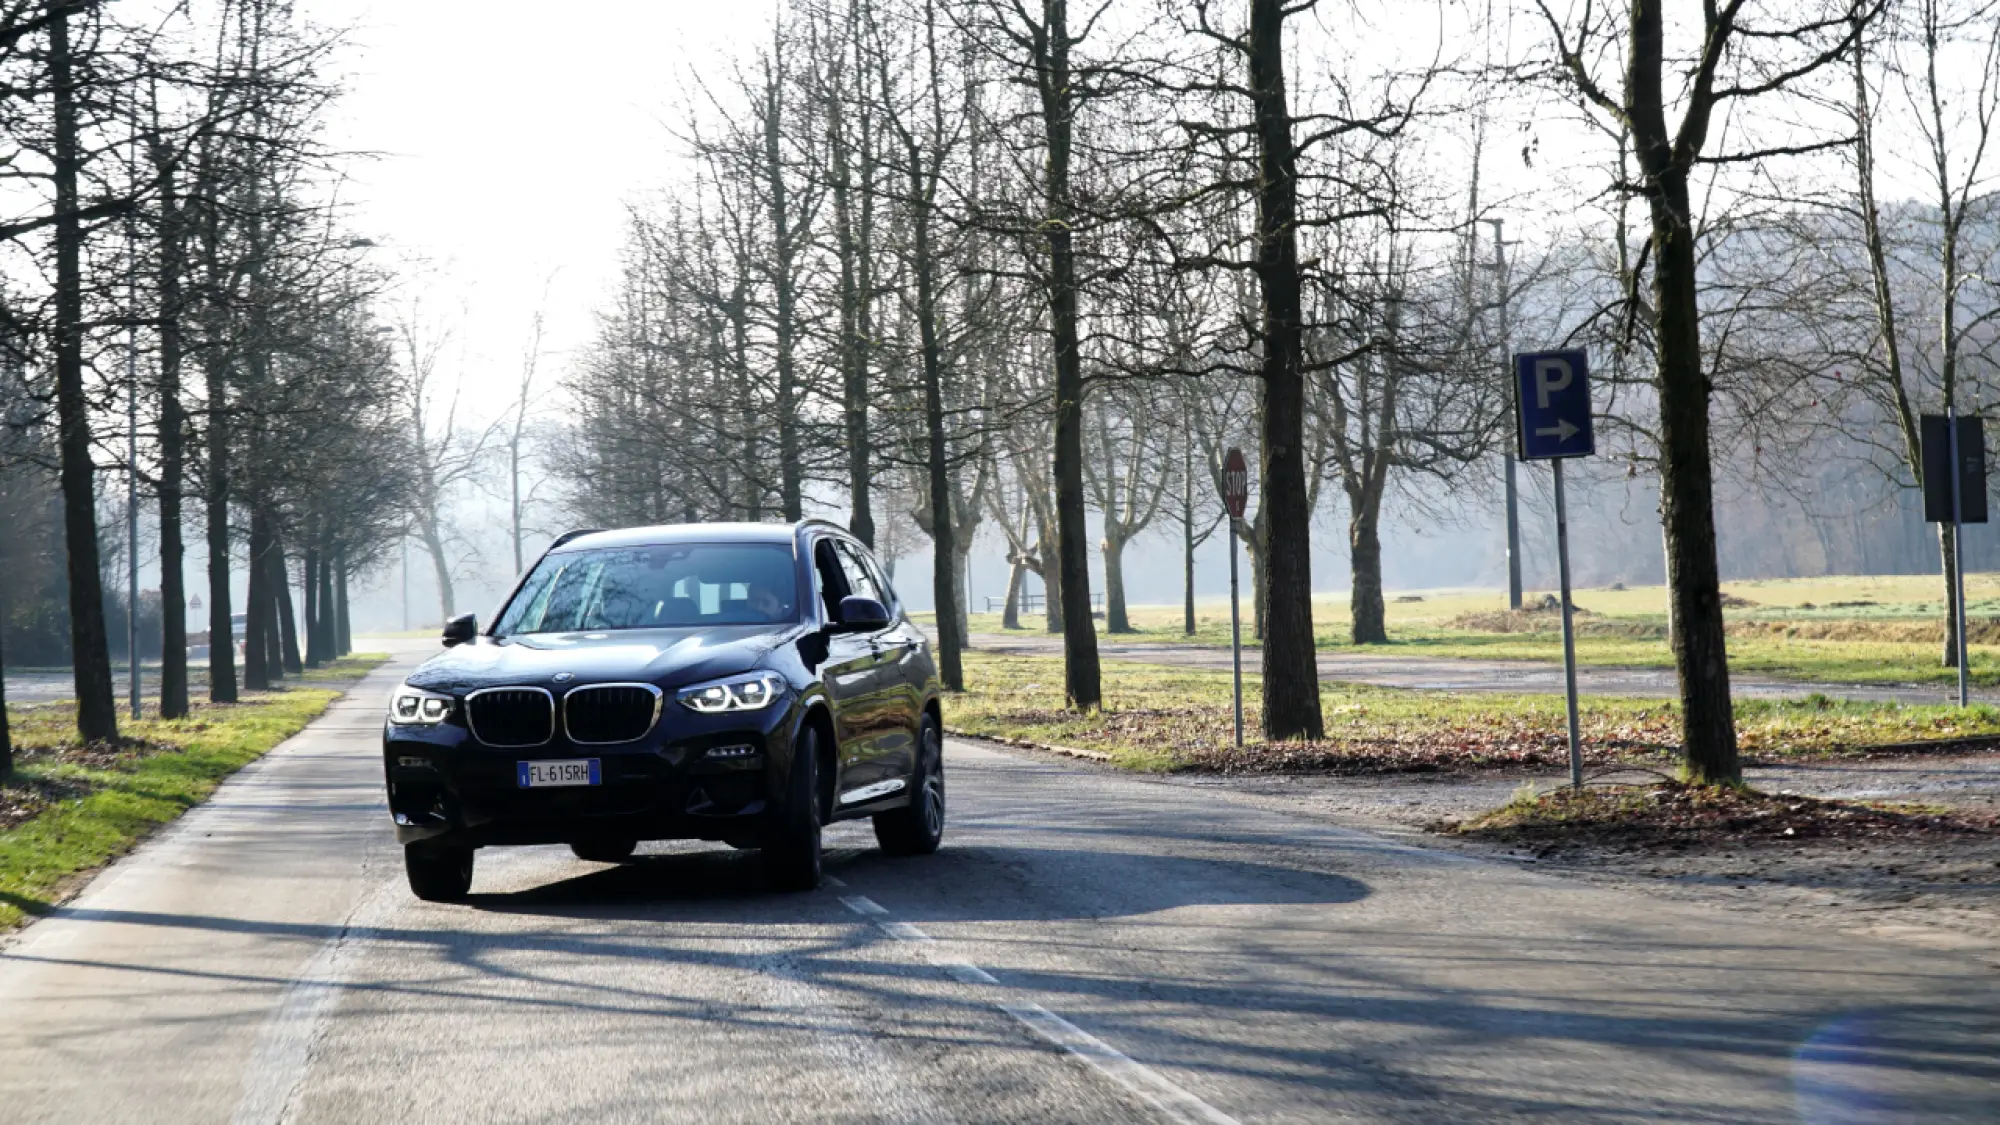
top-left (856, 545), bottom-right (898, 613)
top-left (812, 538), bottom-right (851, 623)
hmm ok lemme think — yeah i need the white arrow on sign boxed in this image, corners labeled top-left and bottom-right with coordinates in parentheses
top-left (1536, 418), bottom-right (1579, 442)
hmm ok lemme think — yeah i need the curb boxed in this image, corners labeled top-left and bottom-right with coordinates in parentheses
top-left (944, 727), bottom-right (1115, 763)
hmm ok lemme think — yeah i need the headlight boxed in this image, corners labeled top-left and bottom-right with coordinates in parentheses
top-left (389, 684), bottom-right (455, 725)
top-left (679, 672), bottom-right (785, 714)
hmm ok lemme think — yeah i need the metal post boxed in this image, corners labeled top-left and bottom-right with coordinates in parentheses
top-left (400, 533), bottom-right (409, 632)
top-left (1951, 406), bottom-right (1970, 707)
top-left (1491, 219), bottom-right (1523, 610)
top-left (125, 198), bottom-right (141, 720)
top-left (1229, 530), bottom-right (1244, 748)
top-left (1504, 456), bottom-right (1522, 610)
top-left (1553, 459), bottom-right (1583, 790)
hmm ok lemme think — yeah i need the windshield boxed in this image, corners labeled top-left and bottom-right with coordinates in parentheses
top-left (493, 543), bottom-right (800, 635)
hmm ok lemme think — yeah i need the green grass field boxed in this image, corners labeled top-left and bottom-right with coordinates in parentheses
top-left (945, 652), bottom-right (2000, 774)
top-left (0, 653), bottom-right (387, 931)
top-left (940, 572), bottom-right (2000, 688)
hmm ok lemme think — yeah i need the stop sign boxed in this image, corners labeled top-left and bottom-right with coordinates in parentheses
top-left (1222, 447), bottom-right (1248, 519)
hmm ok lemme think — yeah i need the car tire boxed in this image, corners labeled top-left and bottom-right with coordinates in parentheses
top-left (874, 714), bottom-right (944, 857)
top-left (763, 724), bottom-right (823, 891)
top-left (570, 839), bottom-right (638, 864)
top-left (405, 843), bottom-right (474, 902)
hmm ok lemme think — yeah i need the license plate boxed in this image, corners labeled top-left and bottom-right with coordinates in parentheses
top-left (517, 759), bottom-right (601, 788)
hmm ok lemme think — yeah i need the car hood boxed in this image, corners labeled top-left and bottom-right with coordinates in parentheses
top-left (403, 625), bottom-right (798, 695)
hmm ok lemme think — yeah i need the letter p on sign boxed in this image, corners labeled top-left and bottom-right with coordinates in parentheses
top-left (1535, 357), bottom-right (1574, 409)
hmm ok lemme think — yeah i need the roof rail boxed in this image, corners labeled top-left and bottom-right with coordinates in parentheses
top-left (549, 528), bottom-right (606, 550)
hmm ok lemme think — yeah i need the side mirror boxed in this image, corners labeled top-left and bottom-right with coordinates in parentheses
top-left (442, 613), bottom-right (479, 648)
top-left (832, 595), bottom-right (890, 634)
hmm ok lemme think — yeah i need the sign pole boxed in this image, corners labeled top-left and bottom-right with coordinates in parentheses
top-left (1552, 458), bottom-right (1584, 791)
top-left (1229, 532), bottom-right (1243, 748)
top-left (1221, 447), bottom-right (1249, 748)
top-left (1951, 406), bottom-right (1970, 708)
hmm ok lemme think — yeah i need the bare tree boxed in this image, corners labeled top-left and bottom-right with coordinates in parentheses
top-left (1537, 0), bottom-right (1875, 781)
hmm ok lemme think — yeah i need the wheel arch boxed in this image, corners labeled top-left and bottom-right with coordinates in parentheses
top-left (794, 697), bottom-right (840, 822)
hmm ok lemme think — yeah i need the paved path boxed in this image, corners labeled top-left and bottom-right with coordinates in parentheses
top-left (1, 642), bottom-right (1997, 1120)
top-left (964, 631), bottom-right (1991, 706)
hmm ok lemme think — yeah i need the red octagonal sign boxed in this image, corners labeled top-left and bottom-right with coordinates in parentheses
top-left (1222, 447), bottom-right (1248, 519)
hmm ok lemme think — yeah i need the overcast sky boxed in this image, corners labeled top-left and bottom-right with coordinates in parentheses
top-left (311, 2), bottom-right (777, 413)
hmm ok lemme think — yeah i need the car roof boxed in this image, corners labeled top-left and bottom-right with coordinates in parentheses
top-left (548, 522), bottom-right (819, 554)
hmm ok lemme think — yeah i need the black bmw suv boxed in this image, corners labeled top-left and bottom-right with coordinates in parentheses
top-left (382, 520), bottom-right (944, 901)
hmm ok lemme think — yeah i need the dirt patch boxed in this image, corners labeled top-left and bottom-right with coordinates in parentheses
top-left (1718, 593), bottom-right (1759, 608)
top-left (1730, 616), bottom-right (2000, 645)
top-left (1441, 781), bottom-right (2000, 852)
top-left (12, 737), bottom-right (177, 772)
top-left (1447, 608), bottom-right (1677, 642)
top-left (0, 773), bottom-right (96, 832)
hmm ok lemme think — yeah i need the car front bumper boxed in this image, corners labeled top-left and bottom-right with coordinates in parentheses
top-left (383, 703), bottom-right (794, 848)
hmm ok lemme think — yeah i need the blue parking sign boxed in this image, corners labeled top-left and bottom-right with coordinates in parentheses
top-left (1515, 350), bottom-right (1594, 460)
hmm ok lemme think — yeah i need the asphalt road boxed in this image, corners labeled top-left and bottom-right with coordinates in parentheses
top-left (964, 631), bottom-right (1992, 707)
top-left (3, 642), bottom-right (1998, 1122)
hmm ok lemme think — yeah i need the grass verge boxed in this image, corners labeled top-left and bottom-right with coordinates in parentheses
top-left (0, 653), bottom-right (387, 932)
top-left (940, 571), bottom-right (2000, 688)
top-left (946, 653), bottom-right (2000, 774)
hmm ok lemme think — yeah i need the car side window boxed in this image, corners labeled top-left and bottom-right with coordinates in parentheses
top-left (854, 543), bottom-right (898, 611)
top-left (812, 540), bottom-right (850, 621)
top-left (832, 541), bottom-right (883, 605)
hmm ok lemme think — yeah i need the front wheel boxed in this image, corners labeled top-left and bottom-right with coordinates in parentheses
top-left (763, 724), bottom-right (823, 891)
top-left (874, 715), bottom-right (944, 857)
top-left (405, 843), bottom-right (474, 902)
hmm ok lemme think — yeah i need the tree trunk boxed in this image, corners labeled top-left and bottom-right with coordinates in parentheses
top-left (1349, 492), bottom-right (1387, 645)
top-left (1, 595), bottom-right (12, 774)
top-left (244, 509), bottom-right (271, 691)
top-left (335, 552), bottom-right (352, 656)
top-left (205, 388), bottom-right (236, 703)
top-left (1036, 0), bottom-right (1099, 709)
top-left (952, 539), bottom-right (973, 641)
top-left (303, 543), bottom-right (321, 667)
top-left (767, 50), bottom-right (804, 522)
top-left (1183, 453), bottom-right (1197, 635)
top-left (1247, 0), bottom-right (1322, 740)
top-left (1631, 3), bottom-right (1737, 783)
top-left (1002, 556), bottom-right (1025, 629)
top-left (1102, 525), bottom-right (1133, 633)
top-left (49, 10), bottom-right (118, 743)
top-left (830, 68), bottom-right (875, 547)
top-left (913, 177), bottom-right (962, 692)
top-left (1040, 533), bottom-right (1064, 633)
top-left (419, 516), bottom-right (456, 623)
top-left (319, 541), bottom-right (337, 661)
top-left (273, 539), bottom-right (301, 676)
top-left (156, 151), bottom-right (190, 720)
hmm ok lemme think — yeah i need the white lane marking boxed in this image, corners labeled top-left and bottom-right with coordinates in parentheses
top-left (230, 875), bottom-right (400, 1125)
top-left (943, 960), bottom-right (998, 985)
top-left (1000, 1001), bottom-right (1241, 1125)
top-left (837, 895), bottom-right (1239, 1125)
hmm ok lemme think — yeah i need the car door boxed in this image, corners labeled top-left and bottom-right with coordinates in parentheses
top-left (832, 539), bottom-right (918, 784)
top-left (811, 537), bottom-right (886, 794)
top-left (848, 540), bottom-right (924, 778)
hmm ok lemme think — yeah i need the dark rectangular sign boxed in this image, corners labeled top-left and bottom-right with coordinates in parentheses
top-left (1921, 414), bottom-right (1988, 524)
top-left (1514, 350), bottom-right (1594, 460)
